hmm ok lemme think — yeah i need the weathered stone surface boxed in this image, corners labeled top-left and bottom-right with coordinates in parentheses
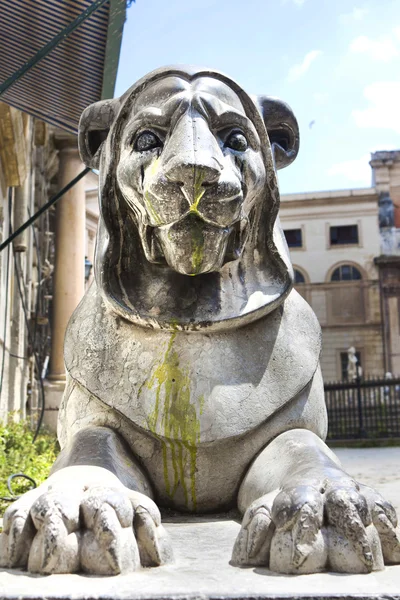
top-left (0, 467), bottom-right (173, 575)
top-left (1, 516), bottom-right (400, 599)
top-left (1, 65), bottom-right (400, 577)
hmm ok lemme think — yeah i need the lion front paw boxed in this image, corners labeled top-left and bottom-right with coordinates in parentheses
top-left (232, 482), bottom-right (400, 574)
top-left (0, 466), bottom-right (173, 575)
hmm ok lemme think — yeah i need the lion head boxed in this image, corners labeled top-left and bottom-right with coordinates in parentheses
top-left (78, 66), bottom-right (299, 331)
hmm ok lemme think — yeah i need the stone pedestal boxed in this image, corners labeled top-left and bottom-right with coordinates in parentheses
top-left (42, 379), bottom-right (65, 432)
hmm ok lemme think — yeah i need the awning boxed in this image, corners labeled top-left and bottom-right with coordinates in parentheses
top-left (0, 0), bottom-right (126, 134)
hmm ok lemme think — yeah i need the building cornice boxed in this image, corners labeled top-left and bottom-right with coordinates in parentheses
top-left (280, 187), bottom-right (377, 209)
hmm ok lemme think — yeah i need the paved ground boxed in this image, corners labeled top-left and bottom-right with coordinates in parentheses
top-left (1, 447), bottom-right (400, 599)
top-left (335, 446), bottom-right (400, 514)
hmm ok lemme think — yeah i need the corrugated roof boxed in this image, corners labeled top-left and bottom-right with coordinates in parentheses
top-left (0, 0), bottom-right (126, 134)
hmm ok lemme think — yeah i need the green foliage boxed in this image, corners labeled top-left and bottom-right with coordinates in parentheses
top-left (0, 417), bottom-right (59, 516)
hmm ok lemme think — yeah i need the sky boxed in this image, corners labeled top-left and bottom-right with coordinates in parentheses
top-left (115, 0), bottom-right (400, 194)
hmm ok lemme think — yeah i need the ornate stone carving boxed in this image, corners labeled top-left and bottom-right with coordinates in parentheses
top-left (1, 66), bottom-right (399, 576)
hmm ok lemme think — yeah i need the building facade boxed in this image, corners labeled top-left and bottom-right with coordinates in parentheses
top-left (0, 111), bottom-right (97, 428)
top-left (280, 150), bottom-right (400, 381)
top-left (0, 0), bottom-right (126, 429)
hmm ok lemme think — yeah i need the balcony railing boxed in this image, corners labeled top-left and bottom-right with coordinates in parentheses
top-left (325, 375), bottom-right (400, 439)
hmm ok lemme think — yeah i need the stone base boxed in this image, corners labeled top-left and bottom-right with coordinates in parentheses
top-left (42, 379), bottom-right (65, 432)
top-left (1, 515), bottom-right (400, 599)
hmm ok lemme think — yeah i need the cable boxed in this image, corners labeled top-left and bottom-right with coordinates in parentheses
top-left (29, 207), bottom-right (42, 366)
top-left (13, 252), bottom-right (46, 442)
top-left (9, 353), bottom-right (29, 360)
top-left (0, 167), bottom-right (90, 254)
top-left (0, 473), bottom-right (37, 502)
top-left (29, 206), bottom-right (49, 438)
top-left (28, 199), bottom-right (45, 437)
top-left (0, 189), bottom-right (13, 401)
top-left (3, 185), bottom-right (45, 441)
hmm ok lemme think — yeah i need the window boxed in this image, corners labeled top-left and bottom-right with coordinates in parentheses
top-left (294, 269), bottom-right (305, 284)
top-left (284, 228), bottom-right (302, 248)
top-left (340, 351), bottom-right (361, 381)
top-left (331, 264), bottom-right (362, 281)
top-left (330, 225), bottom-right (358, 246)
top-left (329, 264), bottom-right (365, 324)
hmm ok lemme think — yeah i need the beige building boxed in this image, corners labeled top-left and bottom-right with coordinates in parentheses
top-left (280, 150), bottom-right (400, 381)
top-left (0, 115), bottom-right (103, 427)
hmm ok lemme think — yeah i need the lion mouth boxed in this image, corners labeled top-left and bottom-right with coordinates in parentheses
top-left (155, 213), bottom-right (232, 275)
top-left (142, 189), bottom-right (244, 229)
top-left (140, 211), bottom-right (247, 276)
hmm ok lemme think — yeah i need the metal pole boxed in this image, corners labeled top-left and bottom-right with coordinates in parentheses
top-left (0, 0), bottom-right (110, 97)
top-left (356, 365), bottom-right (366, 437)
top-left (0, 168), bottom-right (91, 253)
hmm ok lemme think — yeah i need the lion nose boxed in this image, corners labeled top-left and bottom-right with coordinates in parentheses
top-left (163, 112), bottom-right (223, 200)
top-left (165, 158), bottom-right (221, 188)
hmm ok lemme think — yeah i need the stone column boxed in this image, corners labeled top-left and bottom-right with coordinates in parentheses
top-left (46, 136), bottom-right (87, 428)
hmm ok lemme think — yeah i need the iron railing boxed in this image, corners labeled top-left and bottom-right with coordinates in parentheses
top-left (325, 375), bottom-right (400, 440)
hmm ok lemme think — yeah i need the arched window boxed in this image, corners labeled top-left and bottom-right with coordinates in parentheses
top-left (328, 263), bottom-right (365, 324)
top-left (294, 269), bottom-right (305, 284)
top-left (331, 264), bottom-right (362, 282)
top-left (292, 267), bottom-right (309, 301)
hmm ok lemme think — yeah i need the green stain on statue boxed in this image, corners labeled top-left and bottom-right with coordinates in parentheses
top-left (190, 217), bottom-right (205, 275)
top-left (189, 170), bottom-right (206, 216)
top-left (188, 171), bottom-right (206, 275)
top-left (144, 190), bottom-right (162, 225)
top-left (147, 330), bottom-right (204, 510)
top-left (144, 158), bottom-right (162, 225)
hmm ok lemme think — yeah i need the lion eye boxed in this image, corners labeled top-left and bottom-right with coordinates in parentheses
top-left (225, 131), bottom-right (248, 152)
top-left (135, 131), bottom-right (162, 152)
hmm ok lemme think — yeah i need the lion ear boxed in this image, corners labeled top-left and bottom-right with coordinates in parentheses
top-left (253, 96), bottom-right (300, 170)
top-left (78, 99), bottom-right (118, 169)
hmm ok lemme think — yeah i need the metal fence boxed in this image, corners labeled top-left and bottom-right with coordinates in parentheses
top-left (325, 376), bottom-right (400, 440)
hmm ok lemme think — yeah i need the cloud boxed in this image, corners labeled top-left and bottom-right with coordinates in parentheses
top-left (281, 0), bottom-right (307, 6)
top-left (313, 92), bottom-right (329, 105)
top-left (339, 7), bottom-right (369, 24)
top-left (350, 34), bottom-right (399, 61)
top-left (352, 82), bottom-right (400, 134)
top-left (287, 50), bottom-right (322, 83)
top-left (328, 154), bottom-right (371, 185)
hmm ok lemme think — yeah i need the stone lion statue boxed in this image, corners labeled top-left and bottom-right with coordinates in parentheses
top-left (1, 66), bottom-right (399, 576)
